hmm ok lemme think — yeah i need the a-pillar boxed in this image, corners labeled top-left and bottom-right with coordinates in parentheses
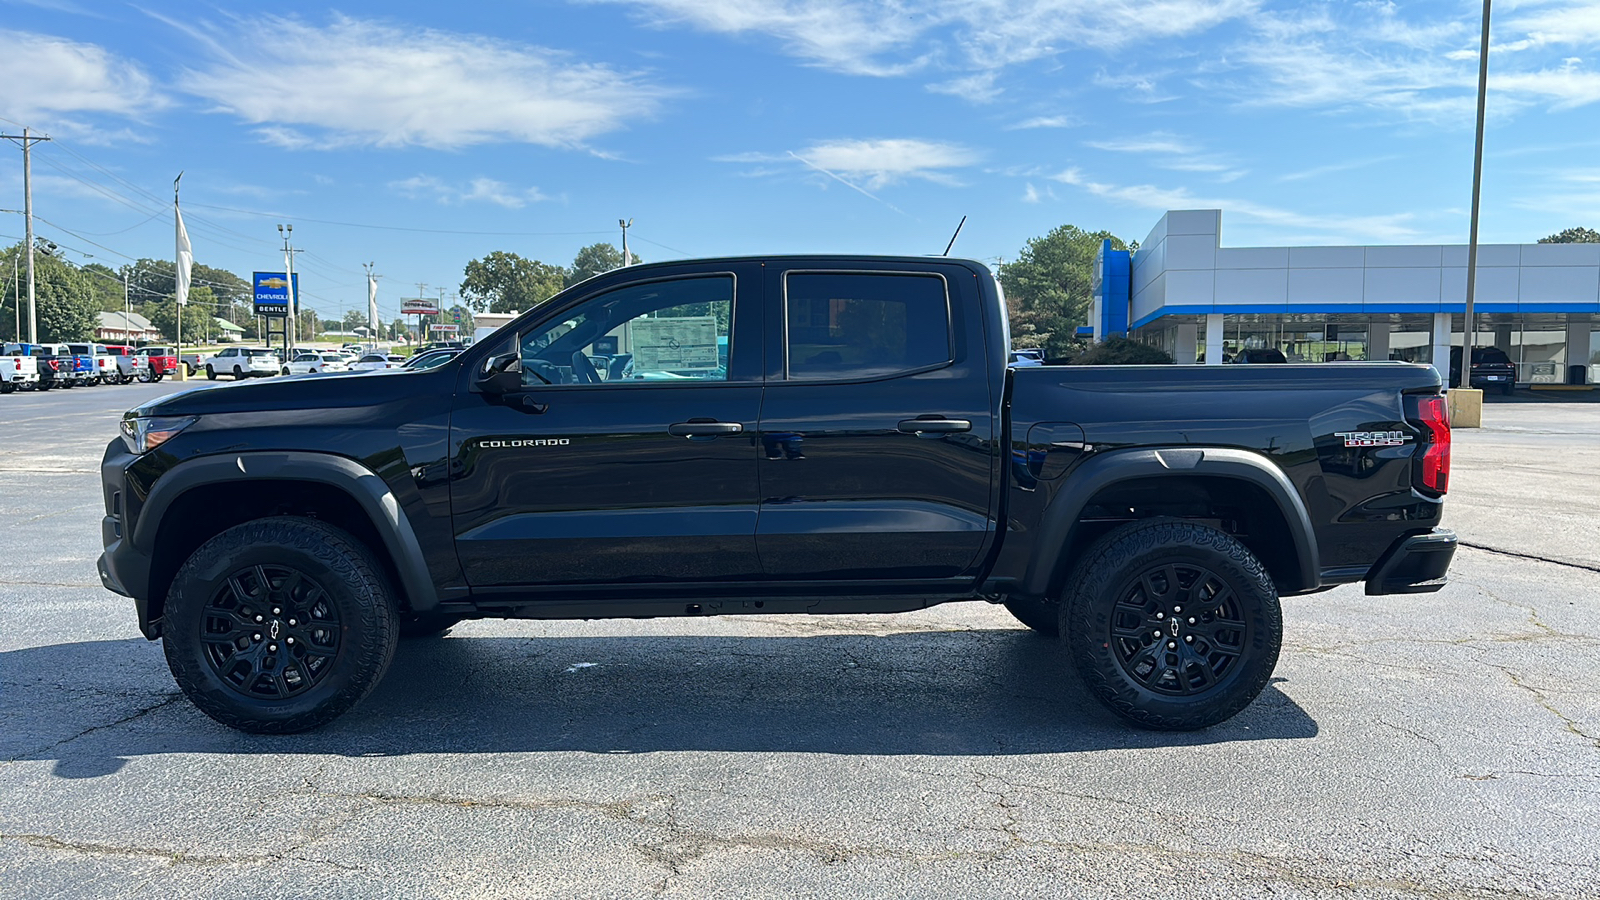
top-left (1568, 318), bottom-right (1593, 384)
top-left (1175, 322), bottom-right (1199, 365)
top-left (1431, 312), bottom-right (1452, 380)
top-left (1205, 313), bottom-right (1224, 365)
top-left (1368, 321), bottom-right (1391, 361)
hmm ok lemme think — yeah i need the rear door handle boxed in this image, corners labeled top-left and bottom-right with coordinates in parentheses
top-left (898, 417), bottom-right (971, 434)
top-left (668, 420), bottom-right (744, 438)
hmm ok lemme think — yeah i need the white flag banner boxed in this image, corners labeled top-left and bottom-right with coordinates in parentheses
top-left (368, 274), bottom-right (379, 334)
top-left (175, 204), bottom-right (194, 306)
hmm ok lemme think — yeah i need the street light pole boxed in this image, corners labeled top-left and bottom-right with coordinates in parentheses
top-left (278, 224), bottom-right (296, 353)
top-left (1462, 0), bottom-right (1493, 391)
top-left (619, 218), bottom-right (633, 266)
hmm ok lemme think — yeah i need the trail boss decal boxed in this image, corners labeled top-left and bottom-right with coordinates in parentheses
top-left (480, 438), bottom-right (570, 448)
top-left (1334, 431), bottom-right (1412, 448)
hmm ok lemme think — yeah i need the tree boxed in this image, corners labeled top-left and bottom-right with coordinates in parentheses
top-left (566, 242), bottom-right (637, 287)
top-left (1539, 227), bottom-right (1600, 244)
top-left (341, 309), bottom-right (367, 332)
top-left (390, 317), bottom-right (407, 344)
top-left (460, 251), bottom-right (567, 314)
top-left (81, 263), bottom-right (126, 312)
top-left (1068, 336), bottom-right (1173, 365)
top-left (147, 286), bottom-right (216, 345)
top-left (998, 224), bottom-right (1134, 361)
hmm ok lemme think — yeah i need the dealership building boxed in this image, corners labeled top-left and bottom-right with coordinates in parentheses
top-left (1093, 209), bottom-right (1599, 385)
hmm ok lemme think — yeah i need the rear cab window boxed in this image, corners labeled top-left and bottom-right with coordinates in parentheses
top-left (782, 271), bottom-right (952, 380)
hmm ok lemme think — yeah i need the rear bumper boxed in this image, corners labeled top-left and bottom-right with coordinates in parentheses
top-left (1365, 528), bottom-right (1457, 595)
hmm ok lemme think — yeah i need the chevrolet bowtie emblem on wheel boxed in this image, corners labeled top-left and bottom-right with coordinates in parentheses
top-left (1335, 431), bottom-right (1412, 448)
top-left (270, 621), bottom-right (281, 639)
top-left (1168, 618), bottom-right (1180, 637)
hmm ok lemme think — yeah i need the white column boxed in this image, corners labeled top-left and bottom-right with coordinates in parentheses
top-left (1175, 322), bottom-right (1199, 365)
top-left (1368, 322), bottom-right (1391, 361)
top-left (1568, 320), bottom-right (1592, 384)
top-left (1205, 313), bottom-right (1224, 366)
top-left (1431, 312), bottom-right (1453, 381)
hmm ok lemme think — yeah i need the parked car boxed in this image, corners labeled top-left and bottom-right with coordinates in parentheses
top-left (133, 346), bottom-right (180, 382)
top-left (68, 343), bottom-right (121, 385)
top-left (401, 347), bottom-right (462, 370)
top-left (1232, 348), bottom-right (1289, 364)
top-left (5, 343), bottom-right (69, 390)
top-left (100, 344), bottom-right (138, 384)
top-left (102, 254), bottom-right (1457, 735)
top-left (203, 347), bottom-right (281, 380)
top-left (0, 349), bottom-right (39, 393)
top-left (1449, 346), bottom-right (1517, 395)
top-left (350, 354), bottom-right (407, 372)
top-left (282, 351), bottom-right (351, 375)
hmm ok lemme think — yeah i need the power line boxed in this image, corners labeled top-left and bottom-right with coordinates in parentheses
top-left (184, 202), bottom-right (616, 237)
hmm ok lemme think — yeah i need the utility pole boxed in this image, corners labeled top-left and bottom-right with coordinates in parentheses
top-left (2, 127), bottom-right (51, 343)
top-left (11, 253), bottom-right (18, 342)
top-left (122, 270), bottom-right (130, 343)
top-left (278, 224), bottom-right (297, 351)
top-left (619, 218), bottom-right (633, 266)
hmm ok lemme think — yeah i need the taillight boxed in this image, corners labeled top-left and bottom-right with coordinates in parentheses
top-left (1413, 395), bottom-right (1451, 494)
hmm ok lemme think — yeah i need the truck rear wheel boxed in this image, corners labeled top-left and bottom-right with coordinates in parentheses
top-left (1062, 519), bottom-right (1282, 731)
top-left (161, 516), bottom-right (399, 734)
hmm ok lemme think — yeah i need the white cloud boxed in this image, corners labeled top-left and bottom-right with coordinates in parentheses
top-left (1225, 1), bottom-right (1600, 120)
top-left (795, 138), bottom-right (980, 188)
top-left (0, 30), bottom-right (166, 137)
top-left (1007, 115), bottom-right (1077, 130)
top-left (169, 14), bottom-right (675, 150)
top-left (1277, 156), bottom-right (1399, 182)
top-left (1086, 133), bottom-right (1193, 155)
top-left (1021, 182), bottom-right (1040, 203)
top-left (1050, 167), bottom-right (1420, 242)
top-left (391, 175), bottom-right (550, 208)
top-left (926, 72), bottom-right (1002, 103)
top-left (592, 0), bottom-right (1256, 75)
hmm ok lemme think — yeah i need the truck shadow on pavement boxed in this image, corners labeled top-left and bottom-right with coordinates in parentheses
top-left (5, 629), bottom-right (1316, 778)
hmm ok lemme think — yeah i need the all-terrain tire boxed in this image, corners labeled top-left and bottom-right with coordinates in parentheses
top-left (162, 516), bottom-right (399, 733)
top-left (1062, 519), bottom-right (1282, 731)
top-left (1003, 597), bottom-right (1060, 637)
top-left (205, 365), bottom-right (216, 380)
top-left (397, 613), bottom-right (464, 639)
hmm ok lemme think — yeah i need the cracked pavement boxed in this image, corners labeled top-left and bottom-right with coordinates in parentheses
top-left (2, 385), bottom-right (1598, 898)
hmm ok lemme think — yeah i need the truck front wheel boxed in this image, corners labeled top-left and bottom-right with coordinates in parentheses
top-left (161, 516), bottom-right (399, 733)
top-left (1063, 519), bottom-right (1282, 731)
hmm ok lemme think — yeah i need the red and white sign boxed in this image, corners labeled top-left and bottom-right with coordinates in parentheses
top-left (401, 298), bottom-right (440, 315)
top-left (429, 324), bottom-right (458, 333)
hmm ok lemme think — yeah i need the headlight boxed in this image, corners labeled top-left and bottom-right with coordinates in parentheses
top-left (119, 415), bottom-right (197, 454)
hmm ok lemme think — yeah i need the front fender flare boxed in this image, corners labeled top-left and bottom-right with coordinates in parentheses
top-left (1020, 447), bottom-right (1320, 597)
top-left (133, 451), bottom-right (439, 612)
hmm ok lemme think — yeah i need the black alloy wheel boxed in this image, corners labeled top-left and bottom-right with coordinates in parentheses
top-left (1063, 519), bottom-right (1282, 731)
top-left (198, 564), bottom-right (343, 701)
top-left (163, 516), bottom-right (398, 733)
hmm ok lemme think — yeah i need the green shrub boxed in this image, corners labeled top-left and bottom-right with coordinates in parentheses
top-left (1068, 337), bottom-right (1173, 365)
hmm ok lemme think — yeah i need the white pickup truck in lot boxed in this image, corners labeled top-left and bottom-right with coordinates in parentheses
top-left (1, 353), bottom-right (39, 393)
top-left (67, 343), bottom-right (120, 386)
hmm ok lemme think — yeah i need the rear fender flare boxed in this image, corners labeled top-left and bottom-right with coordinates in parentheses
top-left (132, 451), bottom-right (439, 612)
top-left (1021, 447), bottom-right (1320, 597)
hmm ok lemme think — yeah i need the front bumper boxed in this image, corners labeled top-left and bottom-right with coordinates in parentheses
top-left (98, 441), bottom-right (160, 638)
top-left (1365, 528), bottom-right (1457, 595)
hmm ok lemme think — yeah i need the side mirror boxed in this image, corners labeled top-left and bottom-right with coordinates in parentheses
top-left (476, 352), bottom-right (522, 395)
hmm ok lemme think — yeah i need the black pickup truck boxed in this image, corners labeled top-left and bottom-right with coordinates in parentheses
top-left (99, 256), bottom-right (1456, 734)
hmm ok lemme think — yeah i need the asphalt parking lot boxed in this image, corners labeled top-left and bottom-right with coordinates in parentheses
top-left (2, 382), bottom-right (1597, 899)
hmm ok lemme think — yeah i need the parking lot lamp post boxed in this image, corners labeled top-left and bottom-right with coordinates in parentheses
top-left (1462, 0), bottom-right (1492, 392)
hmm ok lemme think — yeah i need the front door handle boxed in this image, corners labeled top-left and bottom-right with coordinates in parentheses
top-left (668, 420), bottom-right (744, 438)
top-left (898, 416), bottom-right (971, 434)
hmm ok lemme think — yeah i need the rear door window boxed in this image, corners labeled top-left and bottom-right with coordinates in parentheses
top-left (783, 272), bottom-right (951, 380)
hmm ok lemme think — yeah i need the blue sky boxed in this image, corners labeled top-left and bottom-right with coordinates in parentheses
top-left (3, 0), bottom-right (1599, 324)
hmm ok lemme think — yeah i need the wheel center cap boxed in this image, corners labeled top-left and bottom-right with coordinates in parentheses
top-left (1168, 618), bottom-right (1181, 638)
top-left (270, 620), bottom-right (282, 640)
